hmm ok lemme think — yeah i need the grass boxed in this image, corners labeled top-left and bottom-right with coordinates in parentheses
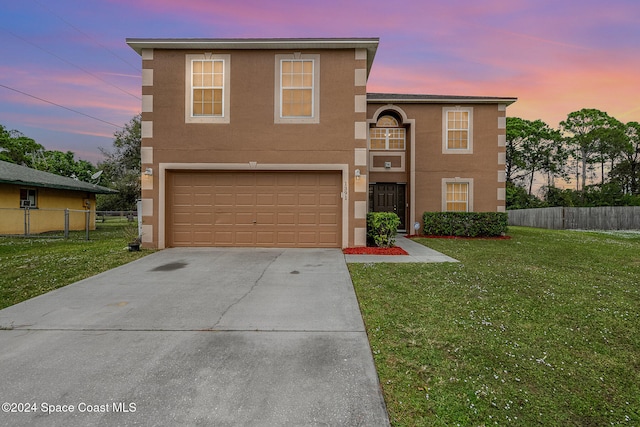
top-left (349, 227), bottom-right (640, 426)
top-left (0, 220), bottom-right (152, 310)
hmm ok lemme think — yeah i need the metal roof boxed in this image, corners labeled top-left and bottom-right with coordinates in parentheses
top-left (126, 37), bottom-right (379, 75)
top-left (367, 93), bottom-right (517, 105)
top-left (0, 160), bottom-right (118, 194)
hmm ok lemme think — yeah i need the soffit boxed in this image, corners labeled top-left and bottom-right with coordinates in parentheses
top-left (127, 37), bottom-right (379, 75)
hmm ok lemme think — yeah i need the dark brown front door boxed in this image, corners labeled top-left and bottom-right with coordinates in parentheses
top-left (370, 183), bottom-right (406, 230)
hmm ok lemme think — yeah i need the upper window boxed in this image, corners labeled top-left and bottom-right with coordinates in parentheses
top-left (185, 54), bottom-right (230, 124)
top-left (281, 60), bottom-right (313, 117)
top-left (443, 107), bottom-right (473, 153)
top-left (20, 189), bottom-right (37, 208)
top-left (275, 54), bottom-right (320, 124)
top-left (192, 59), bottom-right (223, 116)
top-left (369, 115), bottom-right (406, 150)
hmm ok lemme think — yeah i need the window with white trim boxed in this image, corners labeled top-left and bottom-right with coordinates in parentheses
top-left (281, 60), bottom-right (313, 117)
top-left (20, 189), bottom-right (37, 208)
top-left (192, 59), bottom-right (223, 116)
top-left (185, 54), bottom-right (230, 123)
top-left (443, 107), bottom-right (473, 153)
top-left (369, 115), bottom-right (406, 150)
top-left (275, 54), bottom-right (320, 123)
top-left (446, 182), bottom-right (468, 211)
top-left (442, 178), bottom-right (474, 212)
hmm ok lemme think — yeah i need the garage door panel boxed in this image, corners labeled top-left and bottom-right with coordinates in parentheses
top-left (319, 194), bottom-right (339, 206)
top-left (257, 212), bottom-right (275, 224)
top-left (277, 212), bottom-right (295, 225)
top-left (276, 174), bottom-right (297, 186)
top-left (193, 213), bottom-right (213, 226)
top-left (167, 171), bottom-right (341, 247)
top-left (235, 232), bottom-right (254, 244)
top-left (172, 194), bottom-right (193, 206)
top-left (256, 193), bottom-right (275, 206)
top-left (256, 174), bottom-right (277, 186)
top-left (214, 193), bottom-right (234, 206)
top-left (319, 232), bottom-right (339, 244)
top-left (235, 193), bottom-right (255, 206)
top-left (256, 231), bottom-right (275, 244)
top-left (193, 231), bottom-right (213, 243)
top-left (319, 213), bottom-right (338, 225)
top-left (214, 212), bottom-right (233, 225)
top-left (173, 212), bottom-right (193, 225)
top-left (235, 212), bottom-right (255, 225)
top-left (298, 193), bottom-right (317, 205)
top-left (297, 213), bottom-right (316, 224)
top-left (298, 232), bottom-right (319, 244)
top-left (277, 193), bottom-right (296, 206)
top-left (214, 231), bottom-right (233, 244)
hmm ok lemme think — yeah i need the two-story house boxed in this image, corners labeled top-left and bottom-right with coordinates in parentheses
top-left (126, 38), bottom-right (516, 249)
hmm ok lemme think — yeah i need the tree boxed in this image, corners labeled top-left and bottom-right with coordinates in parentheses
top-left (609, 121), bottom-right (640, 195)
top-left (560, 109), bottom-right (615, 191)
top-left (0, 125), bottom-right (45, 167)
top-left (97, 114), bottom-right (141, 211)
top-left (505, 117), bottom-right (563, 195)
top-left (31, 150), bottom-right (97, 181)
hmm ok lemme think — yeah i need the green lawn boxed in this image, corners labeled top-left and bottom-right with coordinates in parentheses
top-left (349, 227), bottom-right (640, 426)
top-left (2, 224), bottom-right (638, 425)
top-left (0, 221), bottom-right (152, 310)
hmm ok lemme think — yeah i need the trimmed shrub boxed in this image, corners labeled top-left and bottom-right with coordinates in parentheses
top-left (367, 212), bottom-right (401, 247)
top-left (423, 212), bottom-right (508, 237)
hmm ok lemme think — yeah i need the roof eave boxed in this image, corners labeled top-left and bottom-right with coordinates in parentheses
top-left (126, 37), bottom-right (379, 75)
top-left (367, 95), bottom-right (518, 106)
top-left (0, 179), bottom-right (118, 194)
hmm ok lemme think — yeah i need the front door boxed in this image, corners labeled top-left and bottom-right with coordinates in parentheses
top-left (370, 183), bottom-right (406, 230)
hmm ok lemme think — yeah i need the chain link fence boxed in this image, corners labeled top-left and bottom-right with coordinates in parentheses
top-left (0, 208), bottom-right (138, 240)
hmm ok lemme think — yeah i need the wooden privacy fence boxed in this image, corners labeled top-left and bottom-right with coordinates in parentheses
top-left (508, 206), bottom-right (640, 230)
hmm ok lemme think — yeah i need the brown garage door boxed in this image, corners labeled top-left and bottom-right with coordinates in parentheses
top-left (167, 171), bottom-right (342, 247)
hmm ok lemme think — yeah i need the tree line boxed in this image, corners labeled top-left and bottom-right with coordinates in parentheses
top-left (506, 109), bottom-right (640, 209)
top-left (3, 109), bottom-right (639, 211)
top-left (0, 114), bottom-right (141, 211)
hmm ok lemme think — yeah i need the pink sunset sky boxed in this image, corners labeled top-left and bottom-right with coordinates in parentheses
top-left (1, 0), bottom-right (639, 164)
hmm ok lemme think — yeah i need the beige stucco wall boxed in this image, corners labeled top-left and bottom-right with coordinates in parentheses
top-left (0, 184), bottom-right (96, 234)
top-left (140, 48), bottom-right (367, 248)
top-left (367, 102), bottom-right (506, 229)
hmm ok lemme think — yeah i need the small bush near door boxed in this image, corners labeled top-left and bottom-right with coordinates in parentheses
top-left (367, 212), bottom-right (401, 247)
top-left (423, 212), bottom-right (508, 237)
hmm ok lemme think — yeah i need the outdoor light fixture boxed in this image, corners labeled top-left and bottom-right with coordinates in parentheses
top-left (144, 167), bottom-right (153, 176)
top-left (355, 169), bottom-right (361, 180)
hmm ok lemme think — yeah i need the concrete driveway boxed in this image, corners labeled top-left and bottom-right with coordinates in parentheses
top-left (0, 248), bottom-right (389, 426)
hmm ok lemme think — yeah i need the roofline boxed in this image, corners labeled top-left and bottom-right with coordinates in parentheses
top-left (0, 178), bottom-right (118, 194)
top-left (127, 37), bottom-right (379, 75)
top-left (367, 93), bottom-right (518, 106)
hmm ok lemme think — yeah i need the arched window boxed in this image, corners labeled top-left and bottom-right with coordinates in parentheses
top-left (370, 114), bottom-right (405, 150)
top-left (376, 115), bottom-right (398, 127)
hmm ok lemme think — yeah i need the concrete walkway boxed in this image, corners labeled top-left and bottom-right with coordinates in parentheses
top-left (345, 234), bottom-right (458, 263)
top-left (0, 248), bottom-right (389, 427)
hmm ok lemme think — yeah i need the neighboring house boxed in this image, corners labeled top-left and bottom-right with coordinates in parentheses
top-left (0, 160), bottom-right (117, 235)
top-left (126, 37), bottom-right (516, 249)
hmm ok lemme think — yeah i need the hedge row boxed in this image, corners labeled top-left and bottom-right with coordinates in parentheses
top-left (422, 212), bottom-right (508, 237)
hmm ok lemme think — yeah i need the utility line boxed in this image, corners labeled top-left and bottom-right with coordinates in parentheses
top-left (0, 83), bottom-right (122, 128)
top-left (3, 28), bottom-right (141, 101)
top-left (32, 0), bottom-right (140, 72)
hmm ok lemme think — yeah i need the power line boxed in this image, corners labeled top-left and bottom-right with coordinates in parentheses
top-left (3, 28), bottom-right (141, 101)
top-left (32, 0), bottom-right (140, 73)
top-left (0, 83), bottom-right (122, 128)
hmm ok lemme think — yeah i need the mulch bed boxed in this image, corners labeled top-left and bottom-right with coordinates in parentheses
top-left (342, 246), bottom-right (409, 255)
top-left (406, 234), bottom-right (511, 240)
